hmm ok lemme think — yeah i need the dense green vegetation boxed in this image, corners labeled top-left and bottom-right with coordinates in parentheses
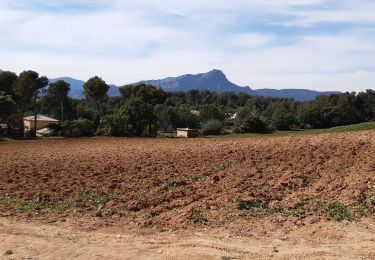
top-left (0, 69), bottom-right (374, 138)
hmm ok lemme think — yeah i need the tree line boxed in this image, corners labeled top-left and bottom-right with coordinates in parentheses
top-left (1, 69), bottom-right (374, 138)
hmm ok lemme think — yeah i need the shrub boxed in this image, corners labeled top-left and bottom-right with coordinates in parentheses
top-left (62, 119), bottom-right (94, 137)
top-left (235, 114), bottom-right (268, 133)
top-left (238, 199), bottom-right (268, 213)
top-left (17, 199), bottom-right (45, 213)
top-left (46, 123), bottom-right (62, 136)
top-left (201, 120), bottom-right (223, 135)
top-left (189, 208), bottom-right (208, 223)
top-left (325, 202), bottom-right (352, 221)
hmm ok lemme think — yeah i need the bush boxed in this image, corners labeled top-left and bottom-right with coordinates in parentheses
top-left (201, 120), bottom-right (223, 135)
top-left (96, 114), bottom-right (126, 137)
top-left (46, 123), bottom-right (62, 136)
top-left (62, 119), bottom-right (94, 137)
top-left (235, 114), bottom-right (268, 134)
top-left (325, 202), bottom-right (352, 221)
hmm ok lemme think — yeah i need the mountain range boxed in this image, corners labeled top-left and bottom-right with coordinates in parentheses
top-left (1, 69), bottom-right (340, 100)
top-left (136, 70), bottom-right (340, 100)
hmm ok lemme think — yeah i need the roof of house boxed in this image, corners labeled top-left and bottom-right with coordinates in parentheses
top-left (24, 114), bottom-right (59, 122)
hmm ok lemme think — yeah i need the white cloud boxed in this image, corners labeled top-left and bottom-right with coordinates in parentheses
top-left (0, 0), bottom-right (375, 92)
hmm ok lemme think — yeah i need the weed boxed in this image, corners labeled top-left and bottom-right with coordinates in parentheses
top-left (268, 202), bottom-right (284, 214)
top-left (222, 257), bottom-right (238, 260)
top-left (0, 196), bottom-right (11, 205)
top-left (238, 199), bottom-right (268, 213)
top-left (259, 181), bottom-right (268, 189)
top-left (291, 175), bottom-right (312, 188)
top-left (285, 200), bottom-right (311, 218)
top-left (191, 175), bottom-right (207, 182)
top-left (52, 202), bottom-right (75, 214)
top-left (325, 202), bottom-right (352, 221)
top-left (77, 191), bottom-right (116, 209)
top-left (17, 199), bottom-right (45, 213)
top-left (4, 250), bottom-right (13, 256)
top-left (353, 189), bottom-right (375, 217)
top-left (216, 160), bottom-right (233, 172)
top-left (282, 165), bottom-right (296, 171)
top-left (189, 208), bottom-right (208, 223)
top-left (364, 190), bottom-right (375, 206)
top-left (162, 179), bottom-right (186, 190)
top-left (335, 167), bottom-right (349, 174)
top-left (136, 189), bottom-right (148, 198)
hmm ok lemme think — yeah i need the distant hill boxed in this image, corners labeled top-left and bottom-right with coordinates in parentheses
top-left (137, 69), bottom-right (340, 101)
top-left (1, 69), bottom-right (340, 100)
top-left (138, 69), bottom-right (251, 93)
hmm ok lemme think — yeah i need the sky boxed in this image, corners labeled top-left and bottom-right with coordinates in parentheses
top-left (0, 0), bottom-right (375, 92)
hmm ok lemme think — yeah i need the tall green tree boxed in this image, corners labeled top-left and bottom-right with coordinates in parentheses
top-left (0, 71), bottom-right (18, 95)
top-left (47, 80), bottom-right (71, 120)
top-left (84, 76), bottom-right (109, 130)
top-left (119, 98), bottom-right (157, 136)
top-left (200, 104), bottom-right (225, 122)
top-left (120, 83), bottom-right (166, 105)
top-left (12, 70), bottom-right (48, 137)
top-left (0, 92), bottom-right (16, 124)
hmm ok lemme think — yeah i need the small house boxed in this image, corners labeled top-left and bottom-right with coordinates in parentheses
top-left (176, 128), bottom-right (199, 138)
top-left (24, 114), bottom-right (59, 131)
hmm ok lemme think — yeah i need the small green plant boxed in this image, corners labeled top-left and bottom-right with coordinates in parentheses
top-left (238, 199), bottom-right (268, 213)
top-left (162, 179), bottom-right (186, 190)
top-left (268, 202), bottom-right (284, 213)
top-left (222, 257), bottom-right (237, 260)
top-left (364, 190), bottom-right (375, 206)
top-left (136, 189), bottom-right (148, 198)
top-left (285, 200), bottom-right (311, 218)
top-left (52, 202), bottom-right (75, 214)
top-left (189, 208), bottom-right (208, 223)
top-left (216, 160), bottom-right (233, 172)
top-left (4, 250), bottom-right (13, 256)
top-left (335, 167), bottom-right (348, 174)
top-left (17, 199), bottom-right (45, 213)
top-left (77, 191), bottom-right (116, 209)
top-left (325, 202), bottom-right (352, 221)
top-left (191, 175), bottom-right (207, 182)
top-left (0, 196), bottom-right (11, 205)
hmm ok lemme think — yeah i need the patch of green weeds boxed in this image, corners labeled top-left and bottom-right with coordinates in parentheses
top-left (52, 202), bottom-right (75, 214)
top-left (291, 175), bottom-right (312, 188)
top-left (162, 179), bottom-right (186, 190)
top-left (189, 208), bottom-right (208, 224)
top-left (216, 160), bottom-right (233, 172)
top-left (268, 202), bottom-right (284, 214)
top-left (16, 199), bottom-right (46, 213)
top-left (135, 189), bottom-right (150, 199)
top-left (238, 199), bottom-right (268, 213)
top-left (4, 250), bottom-right (13, 256)
top-left (191, 175), bottom-right (207, 182)
top-left (222, 257), bottom-right (238, 260)
top-left (77, 191), bottom-right (116, 209)
top-left (0, 196), bottom-right (12, 205)
top-left (325, 202), bottom-right (353, 221)
top-left (335, 167), bottom-right (349, 174)
top-left (285, 200), bottom-right (311, 218)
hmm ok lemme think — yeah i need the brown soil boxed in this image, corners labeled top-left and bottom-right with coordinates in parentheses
top-left (1, 131), bottom-right (375, 258)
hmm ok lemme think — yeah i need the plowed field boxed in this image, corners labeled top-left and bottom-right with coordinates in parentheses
top-left (1, 130), bottom-right (375, 258)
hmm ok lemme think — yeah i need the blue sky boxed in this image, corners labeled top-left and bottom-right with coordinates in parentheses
top-left (1, 0), bottom-right (375, 91)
